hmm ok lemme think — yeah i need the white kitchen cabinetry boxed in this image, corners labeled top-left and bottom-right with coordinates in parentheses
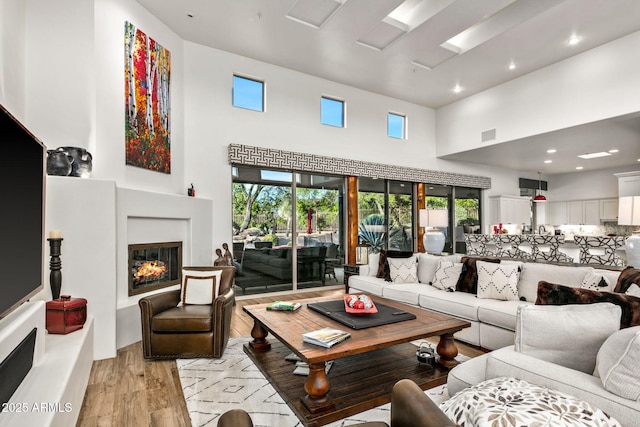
top-left (600, 198), bottom-right (618, 221)
top-left (548, 201), bottom-right (567, 225)
top-left (489, 195), bottom-right (531, 225)
top-left (567, 200), bottom-right (602, 225)
top-left (616, 171), bottom-right (640, 197)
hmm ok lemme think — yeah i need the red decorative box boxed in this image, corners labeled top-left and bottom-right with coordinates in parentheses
top-left (46, 295), bottom-right (87, 335)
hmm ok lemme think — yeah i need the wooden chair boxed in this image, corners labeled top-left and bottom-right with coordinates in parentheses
top-left (138, 266), bottom-right (235, 359)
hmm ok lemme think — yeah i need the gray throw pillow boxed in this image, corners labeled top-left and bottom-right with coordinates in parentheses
top-left (595, 325), bottom-right (640, 400)
top-left (514, 303), bottom-right (621, 374)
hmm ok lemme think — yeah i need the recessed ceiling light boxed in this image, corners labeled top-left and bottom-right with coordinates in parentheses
top-left (544, 160), bottom-right (552, 164)
top-left (453, 85), bottom-right (462, 93)
top-left (546, 149), bottom-right (556, 154)
top-left (508, 62), bottom-right (516, 70)
top-left (578, 152), bottom-right (611, 159)
top-left (187, 13), bottom-right (195, 18)
top-left (576, 166), bottom-right (583, 170)
top-left (608, 149), bottom-right (619, 153)
top-left (568, 34), bottom-right (581, 45)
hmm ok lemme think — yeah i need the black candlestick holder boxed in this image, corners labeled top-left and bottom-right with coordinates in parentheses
top-left (47, 238), bottom-right (63, 300)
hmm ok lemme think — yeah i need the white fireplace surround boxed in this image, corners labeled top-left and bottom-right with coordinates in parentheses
top-left (45, 177), bottom-right (213, 360)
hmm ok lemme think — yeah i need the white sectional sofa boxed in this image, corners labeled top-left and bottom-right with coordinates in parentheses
top-left (348, 253), bottom-right (623, 350)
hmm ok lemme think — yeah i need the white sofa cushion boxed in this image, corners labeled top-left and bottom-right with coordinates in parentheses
top-left (517, 262), bottom-right (591, 303)
top-left (477, 299), bottom-right (531, 330)
top-left (387, 256), bottom-right (418, 283)
top-left (416, 253), bottom-right (458, 284)
top-left (348, 275), bottom-right (387, 296)
top-left (382, 283), bottom-right (431, 306)
top-left (431, 261), bottom-right (462, 291)
top-left (476, 261), bottom-right (520, 301)
top-left (366, 252), bottom-right (380, 277)
top-left (596, 325), bottom-right (640, 400)
top-left (514, 303), bottom-right (621, 374)
top-left (418, 289), bottom-right (481, 321)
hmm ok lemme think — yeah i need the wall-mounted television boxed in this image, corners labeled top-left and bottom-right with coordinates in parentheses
top-left (0, 104), bottom-right (45, 319)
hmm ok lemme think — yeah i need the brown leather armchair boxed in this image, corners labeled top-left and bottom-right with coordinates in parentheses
top-left (216, 379), bottom-right (458, 427)
top-left (139, 266), bottom-right (235, 359)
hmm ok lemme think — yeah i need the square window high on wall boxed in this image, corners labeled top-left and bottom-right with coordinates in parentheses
top-left (388, 112), bottom-right (406, 139)
top-left (233, 75), bottom-right (264, 112)
top-left (321, 96), bottom-right (345, 127)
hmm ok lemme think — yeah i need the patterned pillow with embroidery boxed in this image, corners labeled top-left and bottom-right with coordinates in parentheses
top-left (387, 256), bottom-right (418, 284)
top-left (430, 261), bottom-right (463, 291)
top-left (581, 270), bottom-right (611, 291)
top-left (440, 377), bottom-right (621, 427)
top-left (476, 261), bottom-right (520, 301)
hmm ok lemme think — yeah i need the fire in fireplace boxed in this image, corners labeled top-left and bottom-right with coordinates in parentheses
top-left (128, 241), bottom-right (182, 296)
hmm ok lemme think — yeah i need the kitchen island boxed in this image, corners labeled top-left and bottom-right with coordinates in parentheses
top-left (464, 234), bottom-right (627, 267)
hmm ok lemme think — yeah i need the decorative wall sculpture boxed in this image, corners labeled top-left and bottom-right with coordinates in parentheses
top-left (125, 21), bottom-right (171, 173)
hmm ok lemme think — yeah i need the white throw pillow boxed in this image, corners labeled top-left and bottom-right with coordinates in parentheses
top-left (430, 261), bottom-right (462, 291)
top-left (581, 270), bottom-right (611, 291)
top-left (476, 261), bottom-right (520, 301)
top-left (514, 303), bottom-right (621, 374)
top-left (367, 252), bottom-right (380, 277)
top-left (416, 253), bottom-right (442, 284)
top-left (181, 268), bottom-right (222, 305)
top-left (388, 256), bottom-right (418, 283)
top-left (595, 325), bottom-right (640, 400)
top-left (626, 283), bottom-right (640, 298)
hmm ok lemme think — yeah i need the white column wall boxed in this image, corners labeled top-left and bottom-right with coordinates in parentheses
top-left (0, 0), bottom-right (26, 119)
top-left (436, 31), bottom-right (640, 157)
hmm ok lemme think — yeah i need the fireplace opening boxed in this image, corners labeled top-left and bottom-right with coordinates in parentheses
top-left (128, 241), bottom-right (182, 296)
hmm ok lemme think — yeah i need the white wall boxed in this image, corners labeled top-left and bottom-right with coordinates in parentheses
top-left (548, 166), bottom-right (634, 201)
top-left (0, 0), bottom-right (26, 118)
top-left (437, 31), bottom-right (640, 157)
top-left (182, 42), bottom-right (517, 246)
top-left (94, 0), bottom-right (185, 193)
top-left (24, 0), bottom-right (95, 152)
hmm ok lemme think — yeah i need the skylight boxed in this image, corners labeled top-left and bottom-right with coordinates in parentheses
top-left (578, 152), bottom-right (612, 159)
top-left (386, 0), bottom-right (455, 31)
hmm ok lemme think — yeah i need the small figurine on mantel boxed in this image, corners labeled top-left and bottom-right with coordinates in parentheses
top-left (214, 248), bottom-right (225, 266)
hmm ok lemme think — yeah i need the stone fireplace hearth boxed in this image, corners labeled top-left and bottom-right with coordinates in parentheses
top-left (128, 241), bottom-right (182, 296)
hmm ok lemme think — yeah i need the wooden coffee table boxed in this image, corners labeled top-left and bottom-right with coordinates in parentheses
top-left (242, 295), bottom-right (470, 426)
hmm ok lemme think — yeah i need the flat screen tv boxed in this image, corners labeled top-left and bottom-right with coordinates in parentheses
top-left (0, 104), bottom-right (45, 319)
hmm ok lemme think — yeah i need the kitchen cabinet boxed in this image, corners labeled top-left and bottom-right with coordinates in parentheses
top-left (567, 200), bottom-right (600, 225)
top-left (489, 195), bottom-right (531, 225)
top-left (616, 172), bottom-right (640, 197)
top-left (548, 201), bottom-right (567, 225)
top-left (600, 198), bottom-right (618, 221)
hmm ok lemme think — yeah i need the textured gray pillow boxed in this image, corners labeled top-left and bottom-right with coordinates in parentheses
top-left (515, 303), bottom-right (621, 374)
top-left (596, 325), bottom-right (640, 400)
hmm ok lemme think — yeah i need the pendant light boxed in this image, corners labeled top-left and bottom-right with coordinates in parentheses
top-left (533, 172), bottom-right (547, 202)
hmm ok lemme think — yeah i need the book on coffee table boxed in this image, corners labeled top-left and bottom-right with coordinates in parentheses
top-left (302, 327), bottom-right (350, 348)
top-left (266, 301), bottom-right (301, 311)
top-left (293, 360), bottom-right (334, 376)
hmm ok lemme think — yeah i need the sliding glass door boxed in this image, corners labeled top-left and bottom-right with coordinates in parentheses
top-left (232, 166), bottom-right (344, 294)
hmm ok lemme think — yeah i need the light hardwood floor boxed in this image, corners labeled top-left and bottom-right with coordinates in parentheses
top-left (76, 288), bottom-right (485, 426)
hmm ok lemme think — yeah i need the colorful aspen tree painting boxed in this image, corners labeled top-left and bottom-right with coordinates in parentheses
top-left (125, 22), bottom-right (171, 173)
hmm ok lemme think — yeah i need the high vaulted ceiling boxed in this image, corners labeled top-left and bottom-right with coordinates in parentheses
top-left (137, 0), bottom-right (640, 175)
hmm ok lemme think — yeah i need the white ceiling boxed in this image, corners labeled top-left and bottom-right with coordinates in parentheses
top-left (137, 0), bottom-right (640, 175)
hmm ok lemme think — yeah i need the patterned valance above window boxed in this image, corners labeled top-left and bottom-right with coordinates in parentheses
top-left (228, 144), bottom-right (491, 189)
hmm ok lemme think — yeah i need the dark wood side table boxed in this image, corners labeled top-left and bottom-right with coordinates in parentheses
top-left (343, 264), bottom-right (360, 293)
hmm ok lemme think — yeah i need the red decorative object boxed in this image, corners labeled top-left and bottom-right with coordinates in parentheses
top-left (344, 295), bottom-right (378, 315)
top-left (46, 295), bottom-right (87, 335)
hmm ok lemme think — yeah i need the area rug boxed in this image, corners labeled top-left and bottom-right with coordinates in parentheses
top-left (177, 337), bottom-right (453, 427)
